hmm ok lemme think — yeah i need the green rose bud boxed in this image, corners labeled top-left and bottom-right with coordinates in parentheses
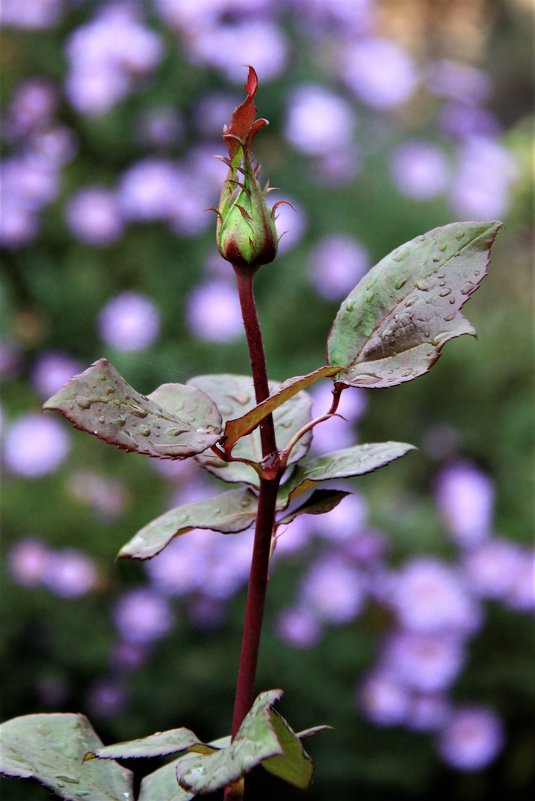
top-left (212, 67), bottom-right (283, 270)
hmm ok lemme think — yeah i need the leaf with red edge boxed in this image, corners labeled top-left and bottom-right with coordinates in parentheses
top-left (43, 359), bottom-right (222, 460)
top-left (223, 365), bottom-right (340, 456)
top-left (327, 221), bottom-right (502, 389)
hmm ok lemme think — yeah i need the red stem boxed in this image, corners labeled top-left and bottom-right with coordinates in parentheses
top-left (223, 267), bottom-right (281, 801)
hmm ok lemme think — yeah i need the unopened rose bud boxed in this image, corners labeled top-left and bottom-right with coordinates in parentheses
top-left (213, 67), bottom-right (282, 269)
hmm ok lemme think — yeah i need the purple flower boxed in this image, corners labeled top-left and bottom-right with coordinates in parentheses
top-left (272, 516), bottom-right (311, 558)
top-left (270, 193), bottom-right (307, 253)
top-left (31, 351), bottom-right (82, 400)
top-left (299, 557), bottom-right (365, 624)
top-left (2, 155), bottom-right (59, 211)
top-left (0, 199), bottom-right (39, 248)
top-left (449, 136), bottom-right (518, 219)
top-left (66, 187), bottom-right (124, 246)
top-left (65, 5), bottom-right (163, 116)
top-left (110, 641), bottom-right (149, 672)
top-left (439, 103), bottom-right (500, 141)
top-left (0, 0), bottom-right (65, 29)
top-left (389, 557), bottom-right (482, 635)
top-left (5, 78), bottom-right (58, 139)
top-left (312, 145), bottom-right (361, 187)
top-left (380, 630), bottom-right (465, 692)
top-left (7, 537), bottom-right (51, 587)
top-left (435, 461), bottom-right (495, 547)
top-left (312, 494), bottom-right (368, 544)
top-left (186, 20), bottom-right (288, 82)
top-left (136, 105), bottom-right (184, 149)
top-left (113, 588), bottom-right (175, 645)
top-left (406, 693), bottom-right (450, 732)
top-left (504, 549), bottom-right (535, 612)
top-left (427, 60), bottom-right (492, 105)
top-left (194, 92), bottom-right (240, 137)
top-left (288, 0), bottom-right (374, 33)
top-left (204, 533), bottom-right (253, 600)
top-left (146, 535), bottom-right (206, 597)
top-left (358, 672), bottom-right (410, 726)
top-left (97, 291), bottom-right (161, 351)
top-left (437, 706), bottom-right (505, 771)
top-left (42, 548), bottom-right (99, 598)
top-left (462, 538), bottom-right (532, 607)
top-left (186, 280), bottom-right (243, 342)
top-left (67, 470), bottom-right (128, 520)
top-left (347, 530), bottom-right (389, 565)
top-left (285, 85), bottom-right (356, 156)
top-left (389, 142), bottom-right (449, 201)
top-left (3, 413), bottom-right (70, 477)
top-left (87, 678), bottom-right (127, 717)
top-left (117, 158), bottom-right (180, 221)
top-left (275, 607), bottom-right (323, 649)
top-left (341, 37), bottom-right (417, 109)
top-left (309, 234), bottom-right (369, 300)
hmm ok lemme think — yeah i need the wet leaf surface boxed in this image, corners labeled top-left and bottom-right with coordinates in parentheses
top-left (188, 374), bottom-right (312, 487)
top-left (119, 488), bottom-right (258, 559)
top-left (43, 359), bottom-right (222, 460)
top-left (85, 728), bottom-right (202, 761)
top-left (328, 221), bottom-right (502, 388)
top-left (279, 442), bottom-right (416, 504)
top-left (0, 713), bottom-right (134, 801)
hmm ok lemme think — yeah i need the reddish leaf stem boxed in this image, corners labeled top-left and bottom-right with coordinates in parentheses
top-left (223, 266), bottom-right (282, 801)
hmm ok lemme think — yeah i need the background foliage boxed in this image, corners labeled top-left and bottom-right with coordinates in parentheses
top-left (1, 1), bottom-right (533, 799)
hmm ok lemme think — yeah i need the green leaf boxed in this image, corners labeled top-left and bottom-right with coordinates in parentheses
top-left (175, 690), bottom-right (284, 794)
top-left (43, 359), bottom-right (222, 460)
top-left (279, 442), bottom-right (416, 504)
top-left (188, 375), bottom-right (313, 487)
top-left (138, 761), bottom-right (194, 801)
top-left (327, 221), bottom-right (502, 388)
top-left (119, 488), bottom-right (257, 559)
top-left (223, 365), bottom-right (341, 456)
top-left (84, 728), bottom-right (201, 761)
top-left (0, 713), bottom-right (134, 801)
top-left (261, 710), bottom-right (313, 789)
top-left (276, 489), bottom-right (351, 528)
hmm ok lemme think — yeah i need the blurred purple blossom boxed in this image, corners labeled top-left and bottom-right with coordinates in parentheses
top-left (312, 494), bottom-right (368, 544)
top-left (0, 341), bottom-right (22, 380)
top-left (449, 136), bottom-right (518, 219)
top-left (389, 557), bottom-right (482, 635)
top-left (3, 413), bottom-right (70, 477)
top-left (110, 641), bottom-right (150, 672)
top-left (113, 588), bottom-right (175, 645)
top-left (309, 381), bottom-right (367, 455)
top-left (359, 672), bottom-right (410, 726)
top-left (186, 20), bottom-right (288, 82)
top-left (379, 630), bottom-right (465, 693)
top-left (435, 461), bottom-right (495, 548)
top-left (117, 158), bottom-right (180, 221)
top-left (406, 693), bottom-right (450, 732)
top-left (299, 556), bottom-right (365, 624)
top-left (146, 535), bottom-right (207, 597)
top-left (87, 678), bottom-right (128, 717)
top-left (389, 142), bottom-right (449, 201)
top-left (288, 0), bottom-right (375, 33)
top-left (285, 85), bottom-right (356, 156)
top-left (312, 144), bottom-right (361, 187)
top-left (462, 539), bottom-right (534, 610)
top-left (29, 125), bottom-right (78, 166)
top-left (67, 469), bottom-right (128, 520)
top-left (4, 78), bottom-right (58, 140)
top-left (136, 106), bottom-right (184, 149)
top-left (97, 291), bottom-right (161, 351)
top-left (309, 234), bottom-right (369, 300)
top-left (439, 103), bottom-right (500, 141)
top-left (65, 4), bottom-right (163, 116)
top-left (7, 537), bottom-right (51, 587)
top-left (66, 187), bottom-right (124, 246)
top-left (437, 706), bottom-right (505, 771)
top-left (0, 0), bottom-right (65, 29)
top-left (341, 37), bottom-right (417, 109)
top-left (272, 516), bottom-right (311, 559)
top-left (186, 280), bottom-right (243, 342)
top-left (31, 351), bottom-right (82, 399)
top-left (42, 548), bottom-right (99, 598)
top-left (275, 607), bottom-right (323, 649)
top-left (194, 92), bottom-right (239, 138)
top-left (427, 60), bottom-right (492, 105)
top-left (271, 194), bottom-right (307, 253)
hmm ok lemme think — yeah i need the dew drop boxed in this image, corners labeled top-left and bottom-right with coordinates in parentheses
top-left (241, 499), bottom-right (252, 508)
top-left (449, 296), bottom-right (456, 305)
top-left (444, 312), bottom-right (456, 322)
top-left (354, 373), bottom-right (382, 386)
top-left (404, 295), bottom-right (417, 308)
top-left (117, 415), bottom-right (127, 426)
top-left (97, 415), bottom-right (105, 424)
top-left (438, 241), bottom-right (448, 252)
top-left (415, 280), bottom-right (431, 292)
top-left (345, 300), bottom-right (355, 312)
top-left (437, 271), bottom-right (446, 279)
top-left (76, 396), bottom-right (92, 410)
top-left (439, 288), bottom-right (452, 297)
top-left (56, 775), bottom-right (80, 785)
top-left (131, 406), bottom-right (148, 419)
top-left (139, 425), bottom-right (151, 437)
top-left (460, 282), bottom-right (474, 295)
top-left (394, 276), bottom-right (408, 290)
top-left (455, 230), bottom-right (465, 241)
top-left (366, 291), bottom-right (375, 303)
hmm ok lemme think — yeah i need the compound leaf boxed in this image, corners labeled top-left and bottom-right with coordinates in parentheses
top-left (0, 713), bottom-right (133, 801)
top-left (119, 488), bottom-right (257, 560)
top-left (188, 375), bottom-right (312, 487)
top-left (44, 359), bottom-right (222, 460)
top-left (328, 221), bottom-right (502, 389)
